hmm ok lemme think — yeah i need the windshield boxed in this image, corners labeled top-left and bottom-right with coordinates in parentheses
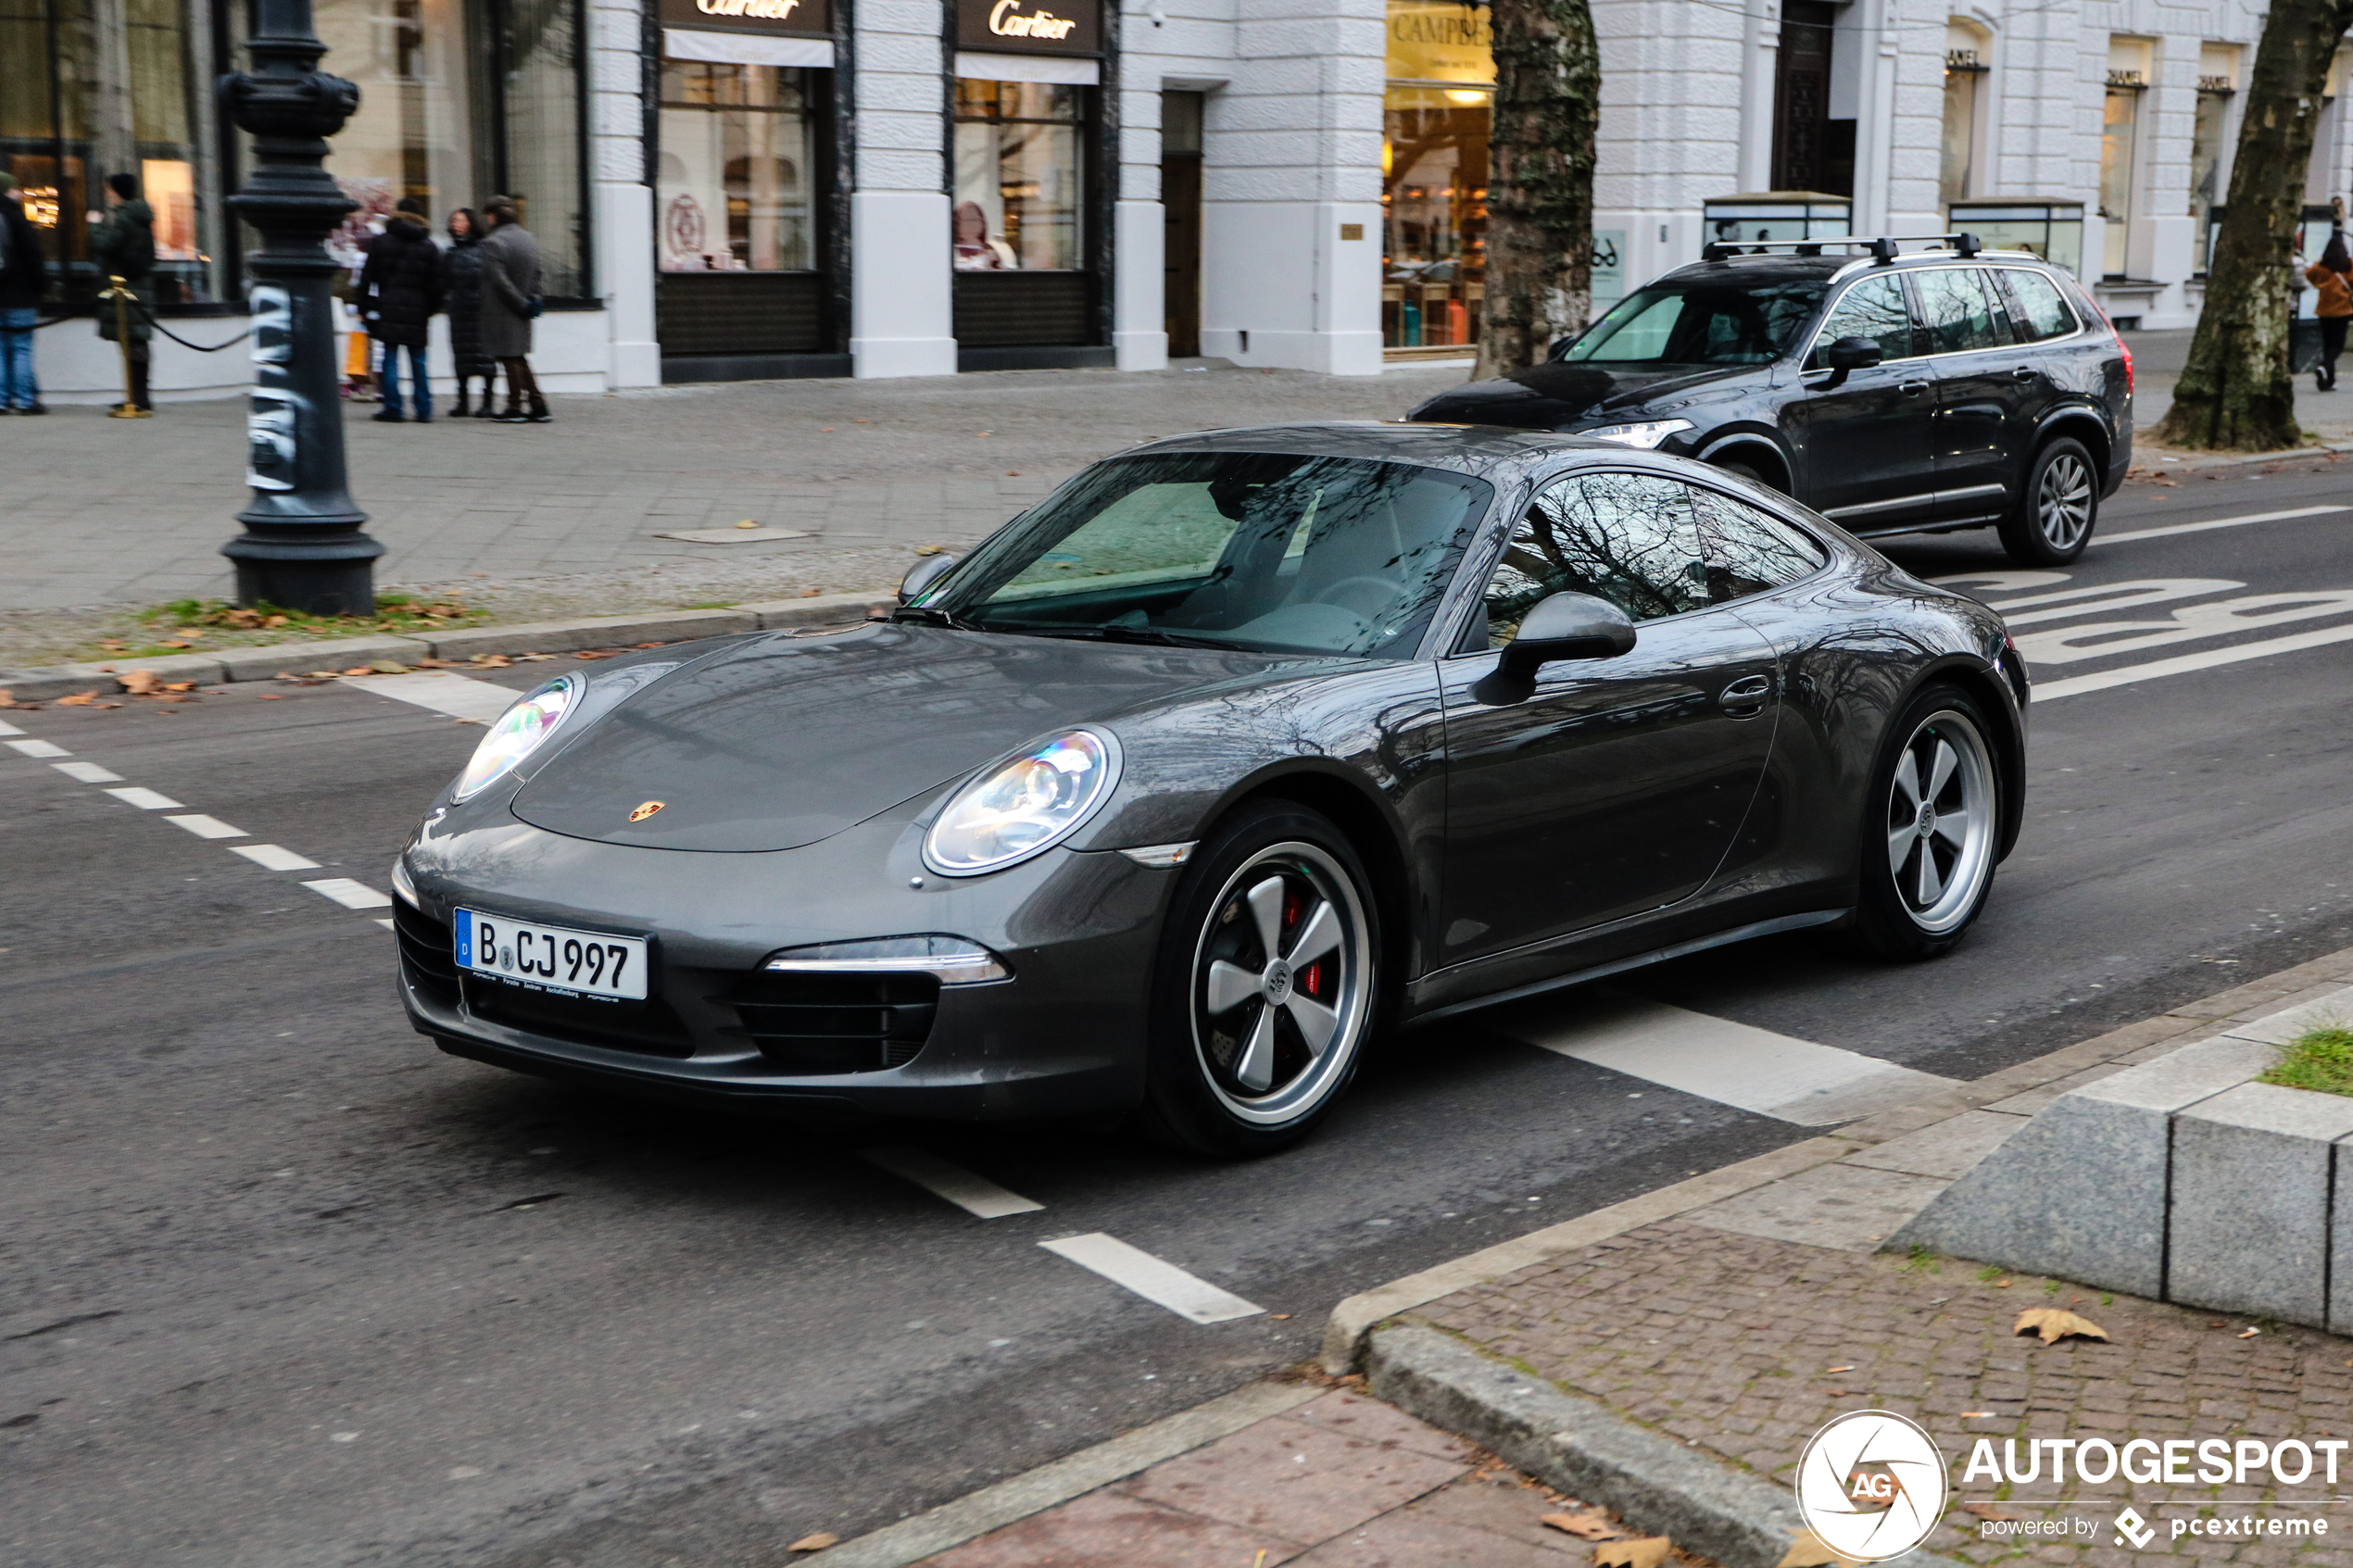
top-left (914, 452), bottom-right (1495, 659)
top-left (1560, 279), bottom-right (1827, 366)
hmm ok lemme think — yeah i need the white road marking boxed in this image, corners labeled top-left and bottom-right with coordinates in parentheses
top-left (2035, 619), bottom-right (2353, 700)
top-left (302, 877), bottom-right (394, 910)
top-left (2099, 505), bottom-right (2350, 546)
top-left (862, 1146), bottom-right (1046, 1219)
top-left (343, 671), bottom-right (521, 723)
top-left (2014, 590), bottom-right (2353, 665)
top-left (54, 761), bottom-right (124, 784)
top-left (1038, 1234), bottom-right (1264, 1324)
top-left (104, 785), bottom-right (184, 809)
top-left (233, 843), bottom-right (322, 872)
top-left (1499, 990), bottom-right (1956, 1126)
top-left (0, 718), bottom-right (23, 735)
top-left (1983, 578), bottom-right (2241, 626)
top-left (165, 813), bottom-right (246, 839)
top-left (6, 737), bottom-right (69, 759)
top-left (375, 918), bottom-right (396, 932)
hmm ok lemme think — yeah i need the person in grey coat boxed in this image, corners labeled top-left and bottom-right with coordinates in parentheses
top-left (477, 195), bottom-right (547, 423)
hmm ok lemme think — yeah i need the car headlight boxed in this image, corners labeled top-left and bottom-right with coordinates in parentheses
top-left (1580, 418), bottom-right (1695, 449)
top-left (451, 676), bottom-right (579, 802)
top-left (924, 728), bottom-right (1120, 876)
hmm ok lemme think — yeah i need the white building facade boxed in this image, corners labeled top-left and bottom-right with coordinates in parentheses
top-left (12, 0), bottom-right (2349, 402)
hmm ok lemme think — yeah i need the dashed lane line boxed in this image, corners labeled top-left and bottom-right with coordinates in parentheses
top-left (0, 718), bottom-right (23, 736)
top-left (105, 786), bottom-right (184, 810)
top-left (54, 760), bottom-right (124, 784)
top-left (303, 878), bottom-right (395, 911)
top-left (862, 1146), bottom-right (1047, 1219)
top-left (165, 814), bottom-right (246, 839)
top-left (342, 671), bottom-right (522, 723)
top-left (232, 843), bottom-right (323, 872)
top-left (6, 737), bottom-right (69, 759)
top-left (2098, 505), bottom-right (2350, 546)
top-left (1498, 989), bottom-right (1957, 1126)
top-left (1038, 1234), bottom-right (1265, 1324)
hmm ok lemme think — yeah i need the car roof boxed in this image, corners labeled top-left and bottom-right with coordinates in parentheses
top-left (1118, 420), bottom-right (1618, 482)
top-left (1655, 248), bottom-right (2061, 291)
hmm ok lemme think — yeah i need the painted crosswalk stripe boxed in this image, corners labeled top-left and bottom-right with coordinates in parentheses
top-left (376, 918), bottom-right (396, 931)
top-left (2034, 620), bottom-right (2353, 700)
top-left (1039, 1234), bottom-right (1264, 1324)
top-left (165, 813), bottom-right (246, 839)
top-left (104, 785), bottom-right (184, 809)
top-left (54, 761), bottom-right (124, 784)
top-left (1499, 990), bottom-right (1955, 1126)
top-left (233, 843), bottom-right (321, 872)
top-left (863, 1146), bottom-right (1045, 1219)
top-left (303, 877), bottom-right (394, 910)
top-left (0, 719), bottom-right (23, 736)
top-left (343, 671), bottom-right (521, 723)
top-left (6, 737), bottom-right (69, 759)
top-left (2099, 505), bottom-right (2350, 546)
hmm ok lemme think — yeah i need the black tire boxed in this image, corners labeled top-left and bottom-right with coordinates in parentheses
top-left (1996, 436), bottom-right (2097, 565)
top-left (1133, 801), bottom-right (1382, 1158)
top-left (1848, 684), bottom-right (2003, 961)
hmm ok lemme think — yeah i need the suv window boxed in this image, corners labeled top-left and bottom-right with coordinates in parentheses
top-left (1805, 272), bottom-right (1915, 368)
top-left (1562, 279), bottom-right (1827, 366)
top-left (1910, 267), bottom-right (2006, 355)
top-left (1691, 486), bottom-right (1829, 602)
top-left (1999, 269), bottom-right (2080, 341)
top-left (1478, 471), bottom-right (1708, 646)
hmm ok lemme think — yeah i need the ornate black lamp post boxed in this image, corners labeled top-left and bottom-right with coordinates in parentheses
top-left (217, 0), bottom-right (381, 616)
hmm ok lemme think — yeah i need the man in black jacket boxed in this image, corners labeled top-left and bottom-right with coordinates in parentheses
top-left (0, 172), bottom-right (48, 413)
top-left (359, 196), bottom-right (446, 422)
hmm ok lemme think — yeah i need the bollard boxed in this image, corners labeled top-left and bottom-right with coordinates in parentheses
top-left (102, 275), bottom-right (150, 420)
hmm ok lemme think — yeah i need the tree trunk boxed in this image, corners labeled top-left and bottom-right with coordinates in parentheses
top-left (1474, 0), bottom-right (1601, 379)
top-left (2150, 0), bottom-right (2353, 450)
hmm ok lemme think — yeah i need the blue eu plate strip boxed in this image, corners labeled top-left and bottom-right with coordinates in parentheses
top-left (454, 908), bottom-right (474, 968)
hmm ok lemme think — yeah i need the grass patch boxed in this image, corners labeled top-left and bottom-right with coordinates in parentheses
top-left (1902, 1244), bottom-right (1942, 1274)
top-left (2259, 1026), bottom-right (2353, 1098)
top-left (96, 595), bottom-right (489, 658)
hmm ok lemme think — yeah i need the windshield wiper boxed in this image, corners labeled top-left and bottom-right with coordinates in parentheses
top-left (1000, 623), bottom-right (1237, 650)
top-left (889, 604), bottom-right (978, 631)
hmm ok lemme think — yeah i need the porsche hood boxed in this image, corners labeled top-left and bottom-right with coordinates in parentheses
top-left (507, 624), bottom-right (1283, 852)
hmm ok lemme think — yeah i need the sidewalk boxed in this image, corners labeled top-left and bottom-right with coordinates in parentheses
top-left (810, 945), bottom-right (2353, 1568)
top-left (0, 362), bottom-right (1468, 667)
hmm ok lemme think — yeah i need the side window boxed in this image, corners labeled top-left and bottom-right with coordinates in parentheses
top-left (2000, 270), bottom-right (2080, 342)
top-left (1478, 471), bottom-right (1709, 646)
top-left (1806, 273), bottom-right (1914, 368)
top-left (1692, 486), bottom-right (1830, 603)
top-left (1910, 268), bottom-right (2005, 355)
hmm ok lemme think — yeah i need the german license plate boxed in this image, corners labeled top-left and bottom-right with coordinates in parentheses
top-left (455, 909), bottom-right (648, 1001)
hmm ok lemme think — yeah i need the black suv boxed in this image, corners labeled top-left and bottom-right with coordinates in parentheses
top-left (1407, 238), bottom-right (2133, 565)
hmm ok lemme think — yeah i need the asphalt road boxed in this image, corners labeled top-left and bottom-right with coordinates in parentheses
top-left (8, 450), bottom-right (2353, 1567)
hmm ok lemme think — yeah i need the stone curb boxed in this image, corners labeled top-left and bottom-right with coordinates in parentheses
top-left (2128, 433), bottom-right (2353, 471)
top-left (0, 591), bottom-right (893, 702)
top-left (1366, 1323), bottom-right (1972, 1568)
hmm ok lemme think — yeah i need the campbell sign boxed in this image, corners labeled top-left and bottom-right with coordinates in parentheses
top-left (957, 0), bottom-right (1101, 55)
top-left (658, 0), bottom-right (831, 38)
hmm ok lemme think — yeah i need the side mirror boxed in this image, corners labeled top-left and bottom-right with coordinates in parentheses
top-left (898, 552), bottom-right (960, 605)
top-left (1814, 334), bottom-right (1882, 388)
top-left (1472, 591), bottom-right (1637, 705)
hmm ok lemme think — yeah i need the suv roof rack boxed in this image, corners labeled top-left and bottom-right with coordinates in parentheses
top-left (1700, 232), bottom-right (1984, 263)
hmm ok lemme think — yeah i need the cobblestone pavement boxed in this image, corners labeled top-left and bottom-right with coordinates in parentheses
top-left (1, 363), bottom-right (1470, 665)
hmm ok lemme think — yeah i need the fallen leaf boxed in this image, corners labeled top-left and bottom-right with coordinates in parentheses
top-left (1825, 1365), bottom-right (1853, 1374)
top-left (340, 667), bottom-right (373, 677)
top-left (2013, 1307), bottom-right (2109, 1345)
top-left (471, 655), bottom-right (513, 668)
top-left (914, 545), bottom-right (946, 557)
top-left (254, 693), bottom-right (288, 700)
top-left (1960, 1411), bottom-right (1994, 1419)
top-left (367, 661), bottom-right (409, 675)
top-left (264, 614), bottom-right (289, 628)
top-left (1993, 1279), bottom-right (2013, 1288)
top-left (1267, 1312), bottom-right (1291, 1320)
top-left (2239, 1327), bottom-right (2261, 1339)
top-left (632, 642), bottom-right (664, 649)
top-left (1541, 1511), bottom-right (1626, 1541)
top-left (1961, 1503), bottom-right (2019, 1523)
top-left (1007, 470), bottom-right (1021, 476)
top-left (1594, 1535), bottom-right (1673, 1568)
top-left (0, 690), bottom-right (31, 709)
top-left (573, 650), bottom-right (618, 661)
top-left (118, 670), bottom-right (162, 695)
top-left (54, 691), bottom-right (101, 706)
top-left (786, 1533), bottom-right (837, 1552)
top-left (1778, 1527), bottom-right (1862, 1566)
top-left (163, 681), bottom-right (197, 692)
top-left (800, 587), bottom-right (821, 597)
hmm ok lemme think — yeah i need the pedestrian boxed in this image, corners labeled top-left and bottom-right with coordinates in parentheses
top-left (90, 172), bottom-right (156, 412)
top-left (440, 207), bottom-right (497, 417)
top-left (358, 195), bottom-right (444, 422)
top-left (2307, 231), bottom-right (2351, 392)
top-left (0, 172), bottom-right (50, 414)
top-left (477, 195), bottom-right (548, 423)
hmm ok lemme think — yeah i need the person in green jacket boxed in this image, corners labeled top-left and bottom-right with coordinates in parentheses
top-left (92, 172), bottom-right (157, 411)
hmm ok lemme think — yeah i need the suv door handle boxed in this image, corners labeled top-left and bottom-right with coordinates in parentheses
top-left (1899, 380), bottom-right (1931, 397)
top-left (1719, 674), bottom-right (1773, 716)
top-left (2011, 366), bottom-right (2037, 382)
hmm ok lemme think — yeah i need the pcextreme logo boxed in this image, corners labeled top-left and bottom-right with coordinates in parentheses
top-left (1794, 1411), bottom-right (1950, 1562)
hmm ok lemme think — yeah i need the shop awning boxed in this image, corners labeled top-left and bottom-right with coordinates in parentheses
top-left (662, 27), bottom-right (836, 67)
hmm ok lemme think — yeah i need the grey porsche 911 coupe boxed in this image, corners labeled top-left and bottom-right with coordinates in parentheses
top-left (395, 422), bottom-right (2026, 1156)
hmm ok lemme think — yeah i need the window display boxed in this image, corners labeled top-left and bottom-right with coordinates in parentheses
top-left (952, 80), bottom-right (1085, 272)
top-left (1382, 0), bottom-right (1491, 350)
top-left (659, 61), bottom-right (815, 272)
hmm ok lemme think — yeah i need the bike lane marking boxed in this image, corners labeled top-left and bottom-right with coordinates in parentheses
top-left (2097, 504), bottom-right (2349, 546)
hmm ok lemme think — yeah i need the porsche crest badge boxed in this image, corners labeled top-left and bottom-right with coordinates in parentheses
top-left (629, 800), bottom-right (665, 822)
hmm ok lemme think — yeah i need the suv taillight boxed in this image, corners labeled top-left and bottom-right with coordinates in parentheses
top-left (2116, 332), bottom-right (2133, 395)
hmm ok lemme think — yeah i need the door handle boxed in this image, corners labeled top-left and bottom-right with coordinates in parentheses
top-left (1900, 380), bottom-right (1931, 397)
top-left (2011, 366), bottom-right (2036, 382)
top-left (1719, 674), bottom-right (1773, 716)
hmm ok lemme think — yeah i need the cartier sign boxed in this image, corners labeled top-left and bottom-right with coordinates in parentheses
top-left (659, 0), bottom-right (831, 38)
top-left (956, 0), bottom-right (1101, 55)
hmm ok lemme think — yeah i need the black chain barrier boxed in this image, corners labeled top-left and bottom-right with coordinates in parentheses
top-left (19, 298), bottom-right (253, 352)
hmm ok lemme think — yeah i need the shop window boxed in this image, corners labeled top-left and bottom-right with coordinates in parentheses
top-left (2189, 45), bottom-right (2238, 273)
top-left (489, 0), bottom-right (586, 297)
top-left (2101, 38), bottom-right (2152, 279)
top-left (952, 79), bottom-right (1086, 273)
top-left (659, 61), bottom-right (814, 272)
top-left (1940, 20), bottom-right (1989, 208)
top-left (1382, 0), bottom-right (1491, 351)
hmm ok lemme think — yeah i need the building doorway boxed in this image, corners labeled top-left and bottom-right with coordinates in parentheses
top-left (1163, 90), bottom-right (1202, 358)
top-left (1771, 0), bottom-right (1852, 195)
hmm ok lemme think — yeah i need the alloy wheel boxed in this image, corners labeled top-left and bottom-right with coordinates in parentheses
top-left (1884, 709), bottom-right (1997, 935)
top-left (1190, 841), bottom-right (1372, 1125)
top-left (2035, 450), bottom-right (2094, 552)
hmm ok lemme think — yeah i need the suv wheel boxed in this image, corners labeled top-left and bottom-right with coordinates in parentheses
top-left (1997, 436), bottom-right (2097, 565)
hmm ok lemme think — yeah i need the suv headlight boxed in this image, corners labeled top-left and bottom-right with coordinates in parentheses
top-left (924, 729), bottom-right (1120, 876)
top-left (1580, 418), bottom-right (1695, 449)
top-left (451, 676), bottom-right (579, 801)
